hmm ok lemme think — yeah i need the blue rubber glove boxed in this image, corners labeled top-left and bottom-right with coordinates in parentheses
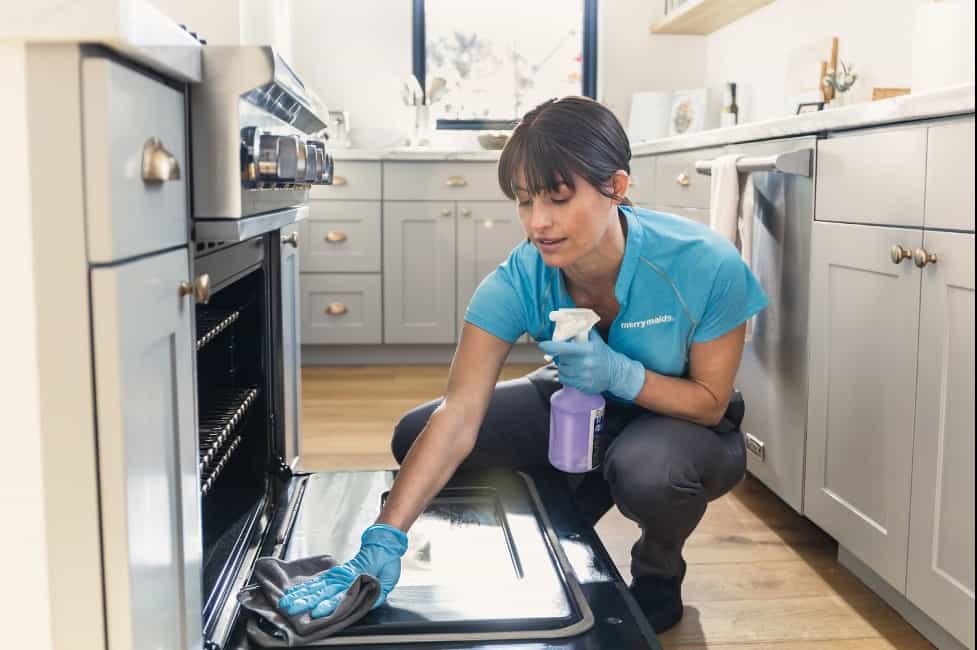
top-left (538, 329), bottom-right (646, 401)
top-left (278, 523), bottom-right (408, 619)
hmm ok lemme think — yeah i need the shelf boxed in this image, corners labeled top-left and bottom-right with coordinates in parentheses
top-left (650, 0), bottom-right (774, 35)
top-left (199, 386), bottom-right (259, 495)
top-left (196, 308), bottom-right (241, 351)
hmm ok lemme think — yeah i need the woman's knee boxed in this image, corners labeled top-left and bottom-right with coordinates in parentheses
top-left (390, 399), bottom-right (441, 465)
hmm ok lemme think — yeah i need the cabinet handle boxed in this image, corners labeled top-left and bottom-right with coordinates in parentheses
top-left (325, 230), bottom-right (348, 243)
top-left (461, 208), bottom-right (472, 218)
top-left (440, 208), bottom-right (452, 218)
top-left (179, 273), bottom-right (211, 304)
top-left (282, 231), bottom-right (299, 248)
top-left (332, 175), bottom-right (348, 186)
top-left (444, 176), bottom-right (467, 187)
top-left (142, 137), bottom-right (180, 184)
top-left (912, 248), bottom-right (938, 268)
top-left (325, 302), bottom-right (348, 316)
top-left (676, 172), bottom-right (690, 187)
top-left (890, 244), bottom-right (912, 264)
top-left (629, 175), bottom-right (638, 186)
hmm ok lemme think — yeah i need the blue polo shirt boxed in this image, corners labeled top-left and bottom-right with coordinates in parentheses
top-left (463, 205), bottom-right (768, 382)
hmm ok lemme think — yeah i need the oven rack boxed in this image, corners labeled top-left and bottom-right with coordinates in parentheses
top-left (196, 308), bottom-right (241, 351)
top-left (199, 386), bottom-right (259, 495)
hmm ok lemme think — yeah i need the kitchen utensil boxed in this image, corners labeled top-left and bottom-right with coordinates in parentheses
top-left (426, 76), bottom-right (447, 104)
top-left (406, 75), bottom-right (423, 106)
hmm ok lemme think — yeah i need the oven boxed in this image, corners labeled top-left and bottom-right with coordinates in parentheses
top-left (189, 46), bottom-right (660, 650)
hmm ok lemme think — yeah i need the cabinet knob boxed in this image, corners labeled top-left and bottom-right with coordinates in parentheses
top-left (461, 208), bottom-right (472, 218)
top-left (890, 244), bottom-right (912, 264)
top-left (444, 176), bottom-right (467, 187)
top-left (325, 230), bottom-right (347, 243)
top-left (179, 273), bottom-right (210, 304)
top-left (913, 248), bottom-right (938, 268)
top-left (325, 302), bottom-right (348, 316)
top-left (629, 176), bottom-right (638, 186)
top-left (440, 207), bottom-right (452, 218)
top-left (676, 171), bottom-right (690, 187)
top-left (332, 175), bottom-right (348, 186)
top-left (142, 137), bottom-right (180, 184)
top-left (282, 231), bottom-right (299, 248)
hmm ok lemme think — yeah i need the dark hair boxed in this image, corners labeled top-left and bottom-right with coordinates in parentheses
top-left (498, 96), bottom-right (632, 206)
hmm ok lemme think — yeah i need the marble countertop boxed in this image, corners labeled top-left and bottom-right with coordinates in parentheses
top-left (2, 0), bottom-right (202, 82)
top-left (332, 84), bottom-right (975, 162)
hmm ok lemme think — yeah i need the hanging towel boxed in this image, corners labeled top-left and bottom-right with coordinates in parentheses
top-left (709, 154), bottom-right (757, 339)
top-left (237, 554), bottom-right (380, 647)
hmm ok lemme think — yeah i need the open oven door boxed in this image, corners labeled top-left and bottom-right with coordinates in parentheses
top-left (218, 468), bottom-right (660, 649)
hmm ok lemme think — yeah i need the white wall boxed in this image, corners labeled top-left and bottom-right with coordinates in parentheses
top-left (703, 0), bottom-right (929, 124)
top-left (154, 0), bottom-right (292, 56)
top-left (0, 42), bottom-right (54, 650)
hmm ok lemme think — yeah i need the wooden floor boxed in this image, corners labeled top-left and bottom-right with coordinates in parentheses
top-left (300, 365), bottom-right (934, 649)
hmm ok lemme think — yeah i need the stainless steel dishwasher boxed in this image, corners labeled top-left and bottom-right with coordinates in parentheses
top-left (695, 137), bottom-right (817, 514)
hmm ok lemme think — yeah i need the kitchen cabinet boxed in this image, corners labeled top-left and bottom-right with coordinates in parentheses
top-left (280, 223), bottom-right (303, 467)
top-left (383, 201), bottom-right (458, 343)
top-left (924, 118), bottom-right (975, 232)
top-left (907, 230), bottom-right (975, 648)
top-left (805, 221), bottom-right (923, 590)
top-left (302, 273), bottom-right (383, 344)
top-left (90, 247), bottom-right (202, 650)
top-left (303, 200), bottom-right (382, 273)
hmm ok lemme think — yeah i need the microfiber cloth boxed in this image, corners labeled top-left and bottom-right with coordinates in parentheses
top-left (237, 554), bottom-right (380, 647)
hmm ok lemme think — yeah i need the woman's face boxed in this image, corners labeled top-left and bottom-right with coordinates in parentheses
top-left (514, 171), bottom-right (621, 268)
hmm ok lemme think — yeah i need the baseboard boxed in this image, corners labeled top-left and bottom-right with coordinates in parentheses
top-left (301, 343), bottom-right (544, 366)
top-left (838, 546), bottom-right (969, 650)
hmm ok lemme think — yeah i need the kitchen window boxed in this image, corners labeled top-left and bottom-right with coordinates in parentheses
top-left (413, 0), bottom-right (598, 130)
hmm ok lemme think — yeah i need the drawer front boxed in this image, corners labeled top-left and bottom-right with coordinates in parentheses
top-left (816, 126), bottom-right (926, 228)
top-left (302, 201), bottom-right (381, 272)
top-left (628, 155), bottom-right (656, 205)
top-left (925, 117), bottom-right (975, 232)
top-left (654, 205), bottom-right (710, 227)
top-left (384, 161), bottom-right (504, 201)
top-left (301, 274), bottom-right (382, 344)
top-left (310, 161), bottom-right (382, 200)
top-left (654, 147), bottom-right (723, 209)
top-left (82, 57), bottom-right (188, 263)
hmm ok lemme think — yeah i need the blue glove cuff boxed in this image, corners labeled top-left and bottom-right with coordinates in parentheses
top-left (362, 523), bottom-right (409, 556)
top-left (610, 355), bottom-right (646, 401)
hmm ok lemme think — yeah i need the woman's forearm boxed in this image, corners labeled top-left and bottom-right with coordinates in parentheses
top-left (630, 369), bottom-right (727, 427)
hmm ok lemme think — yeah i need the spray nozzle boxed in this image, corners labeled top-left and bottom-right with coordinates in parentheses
top-left (549, 308), bottom-right (600, 344)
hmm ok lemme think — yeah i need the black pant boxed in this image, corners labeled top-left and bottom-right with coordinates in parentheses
top-left (390, 364), bottom-right (747, 579)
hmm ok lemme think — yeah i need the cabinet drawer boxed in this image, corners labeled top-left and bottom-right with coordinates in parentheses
top-left (82, 57), bottom-right (188, 263)
top-left (384, 161), bottom-right (503, 201)
top-left (628, 155), bottom-right (656, 205)
top-left (302, 201), bottom-right (381, 272)
top-left (925, 117), bottom-right (975, 232)
top-left (301, 274), bottom-right (382, 344)
top-left (816, 126), bottom-right (926, 228)
top-left (654, 147), bottom-right (722, 209)
top-left (310, 161), bottom-right (382, 200)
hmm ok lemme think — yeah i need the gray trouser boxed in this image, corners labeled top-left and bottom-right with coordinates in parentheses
top-left (390, 364), bottom-right (747, 580)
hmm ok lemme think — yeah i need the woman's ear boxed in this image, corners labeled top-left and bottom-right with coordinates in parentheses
top-left (610, 170), bottom-right (630, 204)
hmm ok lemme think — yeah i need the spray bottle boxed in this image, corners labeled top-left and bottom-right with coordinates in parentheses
top-left (547, 308), bottom-right (607, 473)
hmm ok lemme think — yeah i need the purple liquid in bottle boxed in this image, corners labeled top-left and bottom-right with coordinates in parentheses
top-left (548, 386), bottom-right (606, 473)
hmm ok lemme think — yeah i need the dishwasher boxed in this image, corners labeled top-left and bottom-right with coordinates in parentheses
top-left (695, 137), bottom-right (817, 514)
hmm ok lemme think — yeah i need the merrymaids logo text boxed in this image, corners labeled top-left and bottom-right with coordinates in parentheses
top-left (620, 315), bottom-right (674, 329)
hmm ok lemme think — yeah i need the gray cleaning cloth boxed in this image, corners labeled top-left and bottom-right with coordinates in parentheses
top-left (237, 554), bottom-right (380, 647)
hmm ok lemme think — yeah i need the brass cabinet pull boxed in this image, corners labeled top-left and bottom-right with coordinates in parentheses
top-left (282, 231), bottom-right (299, 248)
top-left (890, 244), bottom-right (912, 264)
top-left (142, 137), bottom-right (180, 184)
top-left (179, 273), bottom-right (210, 304)
top-left (461, 208), bottom-right (472, 218)
top-left (440, 207), bottom-right (452, 217)
top-left (325, 230), bottom-right (348, 243)
top-left (676, 172), bottom-right (690, 187)
top-left (444, 176), bottom-right (467, 187)
top-left (332, 175), bottom-right (349, 186)
top-left (913, 248), bottom-right (938, 268)
top-left (325, 302), bottom-right (348, 316)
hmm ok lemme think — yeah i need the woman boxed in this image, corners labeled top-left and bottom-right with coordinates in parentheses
top-left (279, 96), bottom-right (768, 634)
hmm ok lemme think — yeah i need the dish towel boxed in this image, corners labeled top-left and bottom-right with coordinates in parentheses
top-left (709, 153), bottom-right (757, 340)
top-left (237, 554), bottom-right (380, 647)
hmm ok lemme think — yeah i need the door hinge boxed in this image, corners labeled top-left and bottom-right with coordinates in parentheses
top-left (744, 432), bottom-right (765, 461)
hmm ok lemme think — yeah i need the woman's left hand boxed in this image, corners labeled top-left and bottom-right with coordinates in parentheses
top-left (538, 329), bottom-right (646, 400)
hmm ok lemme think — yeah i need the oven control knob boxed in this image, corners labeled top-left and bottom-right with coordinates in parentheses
top-left (257, 134), bottom-right (299, 182)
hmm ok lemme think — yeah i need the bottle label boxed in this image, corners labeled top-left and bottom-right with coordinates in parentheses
top-left (588, 406), bottom-right (606, 470)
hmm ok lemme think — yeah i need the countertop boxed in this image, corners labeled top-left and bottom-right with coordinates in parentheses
top-left (2, 0), bottom-right (202, 82)
top-left (332, 84), bottom-right (975, 162)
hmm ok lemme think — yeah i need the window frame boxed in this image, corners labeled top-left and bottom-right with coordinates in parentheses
top-left (412, 0), bottom-right (598, 130)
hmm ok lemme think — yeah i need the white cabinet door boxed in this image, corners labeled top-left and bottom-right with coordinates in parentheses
top-left (456, 201), bottom-right (526, 339)
top-left (383, 201), bottom-right (457, 343)
top-left (805, 221), bottom-right (922, 591)
top-left (908, 231), bottom-right (975, 648)
top-left (281, 224), bottom-right (303, 467)
top-left (91, 247), bottom-right (202, 650)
